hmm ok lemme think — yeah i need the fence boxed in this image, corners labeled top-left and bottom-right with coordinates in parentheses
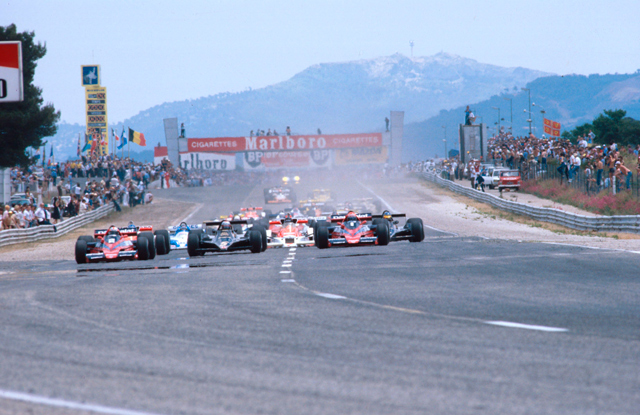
top-left (0, 203), bottom-right (115, 248)
top-left (422, 172), bottom-right (640, 234)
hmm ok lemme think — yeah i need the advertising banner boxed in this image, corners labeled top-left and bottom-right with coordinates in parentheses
top-left (188, 133), bottom-right (383, 153)
top-left (188, 137), bottom-right (245, 152)
top-left (244, 149), bottom-right (332, 170)
top-left (154, 146), bottom-right (168, 165)
top-left (0, 41), bottom-right (23, 102)
top-left (85, 85), bottom-right (108, 155)
top-left (180, 152), bottom-right (236, 171)
top-left (335, 146), bottom-right (388, 165)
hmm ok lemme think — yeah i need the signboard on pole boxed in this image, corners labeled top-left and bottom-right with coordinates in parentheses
top-left (85, 85), bottom-right (108, 155)
top-left (0, 41), bottom-right (23, 102)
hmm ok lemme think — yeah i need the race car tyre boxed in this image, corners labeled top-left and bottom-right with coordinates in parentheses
top-left (75, 239), bottom-right (87, 264)
top-left (155, 229), bottom-right (171, 254)
top-left (139, 232), bottom-right (156, 259)
top-left (78, 235), bottom-right (95, 243)
top-left (156, 234), bottom-right (167, 255)
top-left (137, 236), bottom-right (150, 261)
top-left (252, 224), bottom-right (268, 252)
top-left (372, 218), bottom-right (383, 227)
top-left (407, 218), bottom-right (425, 242)
top-left (187, 230), bottom-right (201, 257)
top-left (376, 220), bottom-right (390, 246)
top-left (249, 229), bottom-right (262, 253)
top-left (316, 224), bottom-right (329, 249)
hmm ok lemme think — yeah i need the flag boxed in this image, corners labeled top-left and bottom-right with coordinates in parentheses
top-left (543, 118), bottom-right (561, 137)
top-left (114, 128), bottom-right (120, 141)
top-left (129, 128), bottom-right (146, 146)
top-left (82, 132), bottom-right (91, 153)
top-left (117, 127), bottom-right (127, 150)
top-left (48, 145), bottom-right (54, 165)
top-left (33, 147), bottom-right (41, 160)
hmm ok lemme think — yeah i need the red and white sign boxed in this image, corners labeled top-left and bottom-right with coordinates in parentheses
top-left (180, 152), bottom-right (236, 171)
top-left (0, 41), bottom-right (23, 102)
top-left (244, 150), bottom-right (332, 170)
top-left (154, 146), bottom-right (168, 165)
top-left (188, 137), bottom-right (244, 152)
top-left (187, 133), bottom-right (383, 153)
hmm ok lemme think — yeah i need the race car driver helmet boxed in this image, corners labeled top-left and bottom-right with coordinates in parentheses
top-left (382, 210), bottom-right (393, 221)
top-left (346, 212), bottom-right (359, 222)
top-left (283, 213), bottom-right (293, 224)
top-left (107, 227), bottom-right (120, 237)
top-left (219, 221), bottom-right (232, 235)
top-left (127, 221), bottom-right (136, 228)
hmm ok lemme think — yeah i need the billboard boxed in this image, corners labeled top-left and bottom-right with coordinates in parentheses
top-left (85, 85), bottom-right (108, 155)
top-left (335, 146), bottom-right (388, 165)
top-left (81, 65), bottom-right (100, 86)
top-left (243, 149), bottom-right (332, 170)
top-left (0, 41), bottom-right (23, 102)
top-left (180, 152), bottom-right (236, 171)
top-left (188, 133), bottom-right (383, 153)
top-left (459, 124), bottom-right (487, 163)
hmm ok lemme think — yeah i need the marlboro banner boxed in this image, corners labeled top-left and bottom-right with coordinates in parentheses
top-left (543, 118), bottom-right (561, 137)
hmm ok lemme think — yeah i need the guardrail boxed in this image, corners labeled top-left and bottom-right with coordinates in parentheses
top-left (0, 203), bottom-right (115, 248)
top-left (422, 172), bottom-right (640, 234)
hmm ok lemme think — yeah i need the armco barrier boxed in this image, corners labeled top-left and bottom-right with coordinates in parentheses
top-left (422, 172), bottom-right (640, 234)
top-left (0, 203), bottom-right (115, 248)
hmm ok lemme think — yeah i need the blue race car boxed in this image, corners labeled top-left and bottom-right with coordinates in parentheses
top-left (168, 222), bottom-right (202, 249)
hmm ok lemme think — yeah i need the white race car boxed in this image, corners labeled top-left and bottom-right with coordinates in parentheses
top-left (169, 222), bottom-right (202, 249)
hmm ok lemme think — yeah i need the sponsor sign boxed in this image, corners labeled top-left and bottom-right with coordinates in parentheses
top-left (154, 146), bottom-right (168, 165)
top-left (244, 150), bottom-right (332, 170)
top-left (0, 41), bottom-right (23, 102)
top-left (180, 152), bottom-right (236, 171)
top-left (335, 146), bottom-right (388, 165)
top-left (84, 85), bottom-right (108, 155)
top-left (188, 133), bottom-right (383, 153)
top-left (188, 137), bottom-right (244, 152)
top-left (81, 65), bottom-right (100, 86)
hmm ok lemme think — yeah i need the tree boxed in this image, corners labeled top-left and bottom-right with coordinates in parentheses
top-left (566, 109), bottom-right (640, 146)
top-left (0, 24), bottom-right (60, 168)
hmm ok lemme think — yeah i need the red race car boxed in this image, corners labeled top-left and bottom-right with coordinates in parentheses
top-left (75, 223), bottom-right (168, 264)
top-left (267, 213), bottom-right (314, 248)
top-left (315, 211), bottom-right (389, 249)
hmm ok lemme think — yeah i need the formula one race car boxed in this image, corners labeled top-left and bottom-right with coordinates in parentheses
top-left (187, 219), bottom-right (264, 256)
top-left (75, 223), bottom-right (170, 264)
top-left (267, 213), bottom-right (315, 248)
top-left (168, 222), bottom-right (202, 250)
top-left (306, 188), bottom-right (336, 204)
top-left (372, 210), bottom-right (425, 243)
top-left (264, 186), bottom-right (296, 204)
top-left (314, 211), bottom-right (389, 249)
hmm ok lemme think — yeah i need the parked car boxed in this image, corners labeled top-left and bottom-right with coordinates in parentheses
top-left (498, 170), bottom-right (522, 192)
top-left (487, 167), bottom-right (510, 189)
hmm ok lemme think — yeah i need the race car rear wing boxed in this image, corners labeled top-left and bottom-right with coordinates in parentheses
top-left (329, 213), bottom-right (372, 222)
top-left (94, 225), bottom-right (152, 237)
top-left (268, 218), bottom-right (309, 225)
top-left (167, 224), bottom-right (201, 232)
top-left (240, 207), bottom-right (263, 212)
top-left (371, 213), bottom-right (407, 219)
top-left (203, 219), bottom-right (249, 227)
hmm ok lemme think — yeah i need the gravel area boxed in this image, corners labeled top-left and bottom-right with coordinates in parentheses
top-left (363, 176), bottom-right (640, 252)
top-left (0, 198), bottom-right (198, 262)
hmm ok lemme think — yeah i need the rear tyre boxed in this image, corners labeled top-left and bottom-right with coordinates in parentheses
top-left (407, 218), bottom-right (425, 242)
top-left (75, 239), bottom-right (88, 264)
top-left (249, 230), bottom-right (262, 253)
top-left (252, 225), bottom-right (267, 251)
top-left (139, 232), bottom-right (155, 259)
top-left (187, 230), bottom-right (201, 257)
top-left (155, 230), bottom-right (171, 254)
top-left (316, 224), bottom-right (329, 249)
top-left (156, 234), bottom-right (167, 255)
top-left (376, 220), bottom-right (390, 246)
top-left (137, 236), bottom-right (150, 260)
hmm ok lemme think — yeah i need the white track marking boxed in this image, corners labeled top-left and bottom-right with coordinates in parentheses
top-left (542, 241), bottom-right (640, 255)
top-left (0, 389), bottom-right (163, 415)
top-left (179, 202), bottom-right (203, 224)
top-left (289, 248), bottom-right (297, 252)
top-left (281, 279), bottom-right (295, 283)
top-left (315, 293), bottom-right (347, 300)
top-left (422, 223), bottom-right (459, 236)
top-left (485, 321), bottom-right (568, 332)
top-left (281, 264), bottom-right (291, 267)
top-left (279, 270), bottom-right (291, 274)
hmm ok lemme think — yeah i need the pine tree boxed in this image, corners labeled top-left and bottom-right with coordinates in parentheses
top-left (0, 24), bottom-right (60, 168)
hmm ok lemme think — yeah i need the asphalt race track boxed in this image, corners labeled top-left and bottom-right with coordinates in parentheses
top-left (0, 180), bottom-right (638, 414)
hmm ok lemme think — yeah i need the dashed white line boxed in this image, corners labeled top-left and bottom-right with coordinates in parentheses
top-left (281, 264), bottom-right (292, 267)
top-left (282, 260), bottom-right (292, 264)
top-left (315, 293), bottom-right (347, 300)
top-left (279, 270), bottom-right (291, 274)
top-left (281, 279), bottom-right (295, 283)
top-left (0, 389), bottom-right (163, 415)
top-left (485, 321), bottom-right (568, 332)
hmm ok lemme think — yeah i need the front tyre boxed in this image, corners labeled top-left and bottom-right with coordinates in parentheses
top-left (249, 229), bottom-right (262, 253)
top-left (137, 236), bottom-right (150, 260)
top-left (156, 234), bottom-right (167, 255)
top-left (407, 218), bottom-right (425, 242)
top-left (376, 220), bottom-right (390, 246)
top-left (75, 239), bottom-right (88, 264)
top-left (187, 230), bottom-right (201, 257)
top-left (316, 224), bottom-right (329, 249)
top-left (139, 232), bottom-right (156, 259)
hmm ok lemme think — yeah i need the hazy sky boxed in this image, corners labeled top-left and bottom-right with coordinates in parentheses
top-left (4, 0), bottom-right (640, 125)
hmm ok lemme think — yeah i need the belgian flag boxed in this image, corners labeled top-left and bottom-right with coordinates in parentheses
top-left (128, 128), bottom-right (147, 146)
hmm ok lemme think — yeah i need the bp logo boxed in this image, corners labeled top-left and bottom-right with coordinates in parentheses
top-left (244, 151), bottom-right (264, 168)
top-left (311, 149), bottom-right (330, 165)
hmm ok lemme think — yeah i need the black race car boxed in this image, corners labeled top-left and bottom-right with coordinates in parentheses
top-left (187, 219), bottom-right (264, 256)
top-left (372, 211), bottom-right (425, 243)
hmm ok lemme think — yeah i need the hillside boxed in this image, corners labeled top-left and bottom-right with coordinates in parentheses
top-left (49, 53), bottom-right (549, 161)
top-left (404, 72), bottom-right (640, 161)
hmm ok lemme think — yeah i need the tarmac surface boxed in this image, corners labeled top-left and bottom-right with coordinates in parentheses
top-left (0, 176), bottom-right (638, 414)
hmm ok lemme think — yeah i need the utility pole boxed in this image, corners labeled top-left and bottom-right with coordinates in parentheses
top-left (522, 87), bottom-right (532, 134)
top-left (503, 97), bottom-right (513, 133)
